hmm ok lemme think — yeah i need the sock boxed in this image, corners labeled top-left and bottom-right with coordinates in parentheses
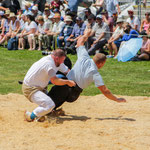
top-left (30, 112), bottom-right (37, 120)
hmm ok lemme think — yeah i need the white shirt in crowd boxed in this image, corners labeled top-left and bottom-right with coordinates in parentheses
top-left (24, 55), bottom-right (68, 89)
top-left (126, 16), bottom-right (140, 31)
top-left (52, 20), bottom-right (65, 33)
top-left (24, 21), bottom-right (38, 32)
top-left (112, 26), bottom-right (124, 38)
top-left (38, 22), bottom-right (50, 34)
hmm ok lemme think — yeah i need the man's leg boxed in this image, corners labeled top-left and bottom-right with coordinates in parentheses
top-left (25, 91), bottom-right (55, 121)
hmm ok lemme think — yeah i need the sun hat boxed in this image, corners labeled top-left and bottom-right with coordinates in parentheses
top-left (116, 17), bottom-right (124, 23)
top-left (64, 15), bottom-right (72, 22)
top-left (9, 12), bottom-right (16, 18)
top-left (32, 6), bottom-right (38, 11)
top-left (96, 14), bottom-right (102, 19)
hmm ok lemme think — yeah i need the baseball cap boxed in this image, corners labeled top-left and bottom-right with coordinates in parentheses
top-left (96, 14), bottom-right (102, 19)
top-left (76, 16), bottom-right (82, 21)
top-left (84, 8), bottom-right (91, 12)
top-left (64, 15), bottom-right (72, 22)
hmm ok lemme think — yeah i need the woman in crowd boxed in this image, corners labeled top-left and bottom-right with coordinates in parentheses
top-left (18, 15), bottom-right (37, 50)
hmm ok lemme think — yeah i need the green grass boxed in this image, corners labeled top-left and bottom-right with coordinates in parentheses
top-left (0, 47), bottom-right (150, 96)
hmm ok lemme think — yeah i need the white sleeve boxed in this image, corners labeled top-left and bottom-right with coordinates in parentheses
top-left (134, 17), bottom-right (140, 25)
top-left (59, 63), bottom-right (68, 73)
top-left (30, 21), bottom-right (37, 29)
top-left (58, 22), bottom-right (65, 33)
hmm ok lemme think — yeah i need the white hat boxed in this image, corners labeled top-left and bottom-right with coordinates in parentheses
top-left (0, 11), bottom-right (4, 16)
top-left (116, 17), bottom-right (124, 23)
top-left (9, 12), bottom-right (16, 18)
top-left (96, 14), bottom-right (102, 19)
top-left (64, 15), bottom-right (72, 22)
top-left (32, 6), bottom-right (38, 11)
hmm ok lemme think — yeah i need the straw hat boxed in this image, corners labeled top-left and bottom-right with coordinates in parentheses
top-left (25, 2), bottom-right (31, 8)
top-left (116, 17), bottom-right (124, 23)
top-left (5, 9), bottom-right (10, 15)
top-left (64, 15), bottom-right (72, 22)
top-left (9, 12), bottom-right (16, 18)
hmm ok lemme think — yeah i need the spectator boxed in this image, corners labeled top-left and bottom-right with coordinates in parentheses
top-left (107, 17), bottom-right (124, 57)
top-left (23, 2), bottom-right (32, 15)
top-left (105, 0), bottom-right (120, 17)
top-left (92, 0), bottom-right (105, 15)
top-left (138, 31), bottom-right (150, 60)
top-left (31, 6), bottom-right (42, 21)
top-left (1, 0), bottom-right (20, 14)
top-left (47, 13), bottom-right (65, 49)
top-left (0, 12), bottom-right (20, 44)
top-left (32, 0), bottom-right (46, 13)
top-left (0, 11), bottom-right (5, 33)
top-left (126, 10), bottom-right (140, 32)
top-left (57, 15), bottom-right (74, 48)
top-left (50, 0), bottom-right (65, 11)
top-left (83, 8), bottom-right (93, 23)
top-left (18, 15), bottom-right (37, 50)
top-left (35, 16), bottom-right (50, 51)
top-left (43, 7), bottom-right (53, 22)
top-left (101, 9), bottom-right (114, 34)
top-left (87, 14), bottom-right (110, 55)
top-left (65, 16), bottom-right (86, 54)
top-left (140, 12), bottom-right (150, 33)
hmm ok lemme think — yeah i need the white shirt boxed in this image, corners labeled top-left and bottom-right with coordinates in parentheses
top-left (126, 16), bottom-right (140, 31)
top-left (24, 21), bottom-right (38, 32)
top-left (112, 26), bottom-right (124, 38)
top-left (24, 55), bottom-right (68, 89)
top-left (38, 22), bottom-right (50, 34)
top-left (52, 20), bottom-right (65, 33)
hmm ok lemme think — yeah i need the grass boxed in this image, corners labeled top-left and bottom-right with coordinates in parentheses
top-left (0, 47), bottom-right (150, 96)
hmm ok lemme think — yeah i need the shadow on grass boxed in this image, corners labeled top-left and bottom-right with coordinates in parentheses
top-left (95, 116), bottom-right (136, 122)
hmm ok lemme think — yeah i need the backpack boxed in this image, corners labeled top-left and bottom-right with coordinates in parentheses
top-left (7, 36), bottom-right (18, 50)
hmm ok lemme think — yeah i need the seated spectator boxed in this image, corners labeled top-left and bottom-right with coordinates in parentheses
top-left (84, 8), bottom-right (94, 24)
top-left (126, 10), bottom-right (140, 32)
top-left (101, 9), bottom-right (114, 34)
top-left (50, 0), bottom-right (65, 11)
top-left (57, 15), bottom-right (74, 48)
top-left (31, 6), bottom-right (42, 21)
top-left (18, 15), bottom-right (37, 50)
top-left (107, 17), bottom-right (124, 57)
top-left (65, 16), bottom-right (86, 54)
top-left (87, 15), bottom-right (110, 55)
top-left (47, 13), bottom-right (65, 49)
top-left (43, 7), bottom-right (54, 22)
top-left (23, 2), bottom-right (32, 15)
top-left (0, 11), bottom-right (5, 33)
top-left (19, 14), bottom-right (27, 31)
top-left (35, 16), bottom-right (50, 51)
top-left (140, 12), bottom-right (150, 33)
top-left (0, 12), bottom-right (20, 44)
top-left (92, 0), bottom-right (105, 15)
top-left (138, 31), bottom-right (150, 60)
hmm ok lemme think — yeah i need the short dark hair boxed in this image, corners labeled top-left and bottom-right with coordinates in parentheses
top-left (93, 53), bottom-right (106, 64)
top-left (52, 49), bottom-right (66, 58)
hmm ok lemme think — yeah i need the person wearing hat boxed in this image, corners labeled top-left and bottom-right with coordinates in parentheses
top-left (140, 12), bottom-right (150, 33)
top-left (137, 30), bottom-right (150, 60)
top-left (107, 17), bottom-right (124, 58)
top-left (31, 6), bottom-right (42, 19)
top-left (35, 16), bottom-right (50, 51)
top-left (84, 8), bottom-right (93, 21)
top-left (57, 15), bottom-right (74, 48)
top-left (65, 16), bottom-right (86, 54)
top-left (46, 13), bottom-right (65, 50)
top-left (0, 12), bottom-right (20, 45)
top-left (23, 2), bottom-right (32, 15)
top-left (87, 14), bottom-right (110, 55)
top-left (126, 9), bottom-right (140, 32)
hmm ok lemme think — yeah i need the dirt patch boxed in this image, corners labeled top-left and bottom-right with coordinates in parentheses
top-left (0, 93), bottom-right (150, 150)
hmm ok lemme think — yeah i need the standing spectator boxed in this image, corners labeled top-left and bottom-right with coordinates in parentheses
top-left (65, 16), bottom-right (86, 54)
top-left (32, 0), bottom-right (46, 13)
top-left (57, 15), bottom-right (74, 48)
top-left (105, 0), bottom-right (120, 17)
top-left (88, 14), bottom-right (110, 55)
top-left (126, 10), bottom-right (140, 32)
top-left (1, 0), bottom-right (20, 14)
top-left (50, 0), bottom-right (65, 11)
top-left (140, 12), bottom-right (150, 33)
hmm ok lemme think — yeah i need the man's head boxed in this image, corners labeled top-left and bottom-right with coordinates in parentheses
top-left (52, 49), bottom-right (66, 67)
top-left (53, 13), bottom-right (61, 23)
top-left (96, 15), bottom-right (103, 25)
top-left (44, 7), bottom-right (50, 16)
top-left (84, 8), bottom-right (91, 16)
top-left (31, 6), bottom-right (38, 15)
top-left (64, 15), bottom-right (72, 25)
top-left (93, 53), bottom-right (106, 69)
top-left (128, 10), bottom-right (134, 18)
top-left (116, 17), bottom-right (124, 27)
top-left (88, 14), bottom-right (95, 24)
top-left (123, 24), bottom-right (131, 34)
top-left (76, 17), bottom-right (83, 26)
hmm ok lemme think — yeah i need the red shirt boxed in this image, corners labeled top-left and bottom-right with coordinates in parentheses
top-left (51, 1), bottom-right (63, 9)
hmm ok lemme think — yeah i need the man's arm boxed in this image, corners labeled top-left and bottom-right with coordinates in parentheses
top-left (50, 76), bottom-right (75, 87)
top-left (98, 85), bottom-right (126, 102)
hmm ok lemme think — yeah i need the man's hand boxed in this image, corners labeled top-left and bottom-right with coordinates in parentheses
top-left (115, 98), bottom-right (126, 103)
top-left (59, 36), bottom-right (64, 40)
top-left (67, 80), bottom-right (76, 87)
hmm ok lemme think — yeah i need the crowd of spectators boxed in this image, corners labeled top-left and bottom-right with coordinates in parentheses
top-left (0, 0), bottom-right (149, 60)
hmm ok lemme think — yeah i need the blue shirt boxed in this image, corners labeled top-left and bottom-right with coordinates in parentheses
top-left (67, 46), bottom-right (104, 89)
top-left (122, 29), bottom-right (139, 41)
top-left (68, 0), bottom-right (83, 12)
top-left (71, 22), bottom-right (86, 38)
